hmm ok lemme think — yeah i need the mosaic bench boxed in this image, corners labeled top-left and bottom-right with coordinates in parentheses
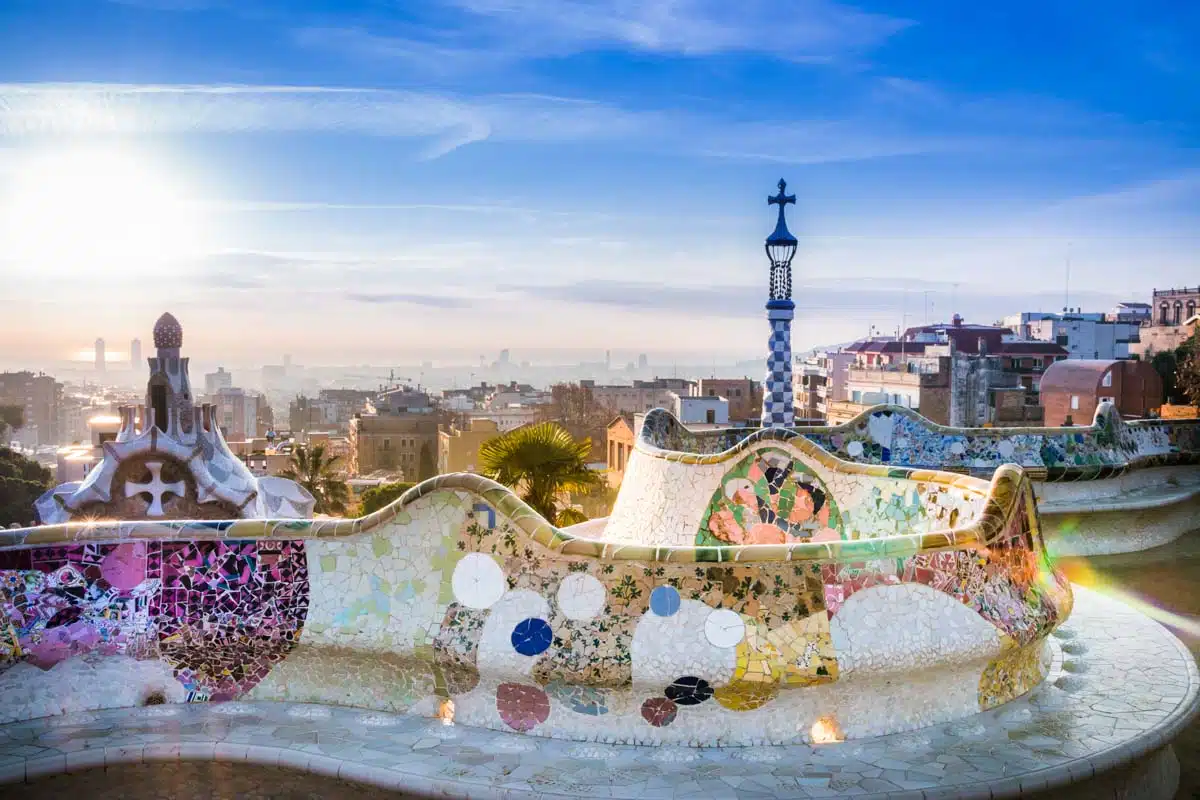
top-left (0, 438), bottom-right (1071, 747)
top-left (634, 404), bottom-right (1200, 556)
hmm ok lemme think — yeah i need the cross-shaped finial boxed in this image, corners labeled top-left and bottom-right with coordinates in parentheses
top-left (125, 461), bottom-right (186, 517)
top-left (768, 178), bottom-right (795, 209)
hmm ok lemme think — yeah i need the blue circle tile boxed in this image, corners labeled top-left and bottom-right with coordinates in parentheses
top-left (511, 617), bottom-right (553, 656)
top-left (650, 585), bottom-right (681, 617)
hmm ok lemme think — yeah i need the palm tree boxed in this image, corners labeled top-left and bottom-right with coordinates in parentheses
top-left (478, 422), bottom-right (601, 525)
top-left (277, 444), bottom-right (350, 516)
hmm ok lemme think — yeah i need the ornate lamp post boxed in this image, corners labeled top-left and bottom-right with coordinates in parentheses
top-left (761, 179), bottom-right (798, 427)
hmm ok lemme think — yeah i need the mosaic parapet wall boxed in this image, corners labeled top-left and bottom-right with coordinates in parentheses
top-left (0, 461), bottom-right (1070, 745)
top-left (635, 405), bottom-right (1200, 555)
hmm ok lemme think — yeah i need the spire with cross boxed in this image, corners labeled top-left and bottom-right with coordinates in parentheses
top-left (761, 178), bottom-right (798, 428)
top-left (767, 179), bottom-right (796, 243)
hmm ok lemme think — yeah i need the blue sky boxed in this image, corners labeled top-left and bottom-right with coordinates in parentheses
top-left (0, 0), bottom-right (1197, 366)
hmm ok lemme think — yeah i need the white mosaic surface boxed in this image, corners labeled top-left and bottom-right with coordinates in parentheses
top-left (1, 587), bottom-right (1194, 799)
top-left (0, 655), bottom-right (184, 725)
top-left (606, 440), bottom-right (984, 548)
top-left (829, 583), bottom-right (1004, 676)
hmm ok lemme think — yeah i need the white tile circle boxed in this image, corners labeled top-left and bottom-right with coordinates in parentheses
top-left (846, 440), bottom-right (864, 457)
top-left (556, 573), bottom-right (607, 621)
top-left (704, 608), bottom-right (746, 648)
top-left (452, 552), bottom-right (506, 609)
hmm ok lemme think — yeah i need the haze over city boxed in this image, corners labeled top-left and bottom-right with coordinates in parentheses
top-left (1, 0), bottom-right (1197, 372)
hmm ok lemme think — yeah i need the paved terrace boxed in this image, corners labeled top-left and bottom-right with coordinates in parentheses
top-left (0, 586), bottom-right (1195, 799)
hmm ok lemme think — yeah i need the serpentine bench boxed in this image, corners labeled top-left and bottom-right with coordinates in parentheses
top-left (1, 433), bottom-right (1070, 747)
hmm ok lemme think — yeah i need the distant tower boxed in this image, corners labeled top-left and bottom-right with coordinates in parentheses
top-left (94, 338), bottom-right (106, 374)
top-left (130, 338), bottom-right (142, 371)
top-left (761, 179), bottom-right (798, 428)
top-left (499, 349), bottom-right (511, 365)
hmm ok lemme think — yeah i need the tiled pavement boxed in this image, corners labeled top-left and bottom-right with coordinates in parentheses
top-left (0, 586), bottom-right (1196, 799)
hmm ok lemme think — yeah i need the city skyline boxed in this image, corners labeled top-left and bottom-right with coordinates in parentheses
top-left (1, 0), bottom-right (1197, 364)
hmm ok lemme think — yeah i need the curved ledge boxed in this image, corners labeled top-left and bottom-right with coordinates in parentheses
top-left (1, 465), bottom-right (1030, 563)
top-left (637, 403), bottom-right (1200, 481)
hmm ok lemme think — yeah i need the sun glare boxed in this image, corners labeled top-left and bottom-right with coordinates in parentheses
top-left (0, 146), bottom-right (205, 273)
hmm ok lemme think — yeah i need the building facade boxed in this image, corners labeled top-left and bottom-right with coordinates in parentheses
top-left (213, 386), bottom-right (260, 443)
top-left (438, 417), bottom-right (507, 474)
top-left (605, 414), bottom-right (637, 489)
top-left (349, 413), bottom-right (439, 479)
top-left (1133, 287), bottom-right (1200, 357)
top-left (0, 371), bottom-right (62, 447)
top-left (204, 367), bottom-right (233, 397)
top-left (696, 378), bottom-right (762, 422)
top-left (672, 394), bottom-right (729, 426)
top-left (1003, 312), bottom-right (1140, 360)
top-left (1040, 359), bottom-right (1163, 427)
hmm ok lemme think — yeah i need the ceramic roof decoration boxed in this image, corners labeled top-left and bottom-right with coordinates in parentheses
top-left (33, 314), bottom-right (314, 525)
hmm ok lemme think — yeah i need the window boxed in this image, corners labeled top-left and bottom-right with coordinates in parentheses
top-left (1161, 303), bottom-right (1170, 324)
top-left (1101, 371), bottom-right (1113, 388)
top-left (382, 438), bottom-right (391, 450)
top-left (1190, 301), bottom-right (1197, 320)
top-left (1070, 395), bottom-right (1080, 410)
top-left (1174, 302), bottom-right (1183, 325)
top-left (1055, 334), bottom-right (1068, 346)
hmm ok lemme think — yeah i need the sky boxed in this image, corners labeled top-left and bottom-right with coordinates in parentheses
top-left (0, 0), bottom-right (1197, 368)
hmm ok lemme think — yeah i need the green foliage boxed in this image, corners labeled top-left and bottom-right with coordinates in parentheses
top-left (0, 405), bottom-right (22, 443)
top-left (556, 507), bottom-right (589, 526)
top-left (1179, 349), bottom-right (1200, 406)
top-left (360, 481), bottom-right (414, 515)
top-left (1151, 332), bottom-right (1200, 405)
top-left (277, 444), bottom-right (351, 516)
top-left (418, 442), bottom-right (436, 481)
top-left (479, 421), bottom-right (602, 526)
top-left (1151, 350), bottom-right (1181, 404)
top-left (0, 446), bottom-right (52, 528)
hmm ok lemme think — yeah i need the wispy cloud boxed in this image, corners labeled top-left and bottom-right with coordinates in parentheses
top-left (0, 82), bottom-right (960, 164)
top-left (0, 83), bottom-right (491, 158)
top-left (296, 0), bottom-right (911, 70)
top-left (346, 292), bottom-right (473, 308)
top-left (0, 81), bottom-right (1159, 167)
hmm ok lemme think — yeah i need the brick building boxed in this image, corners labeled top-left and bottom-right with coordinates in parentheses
top-left (1039, 360), bottom-right (1163, 427)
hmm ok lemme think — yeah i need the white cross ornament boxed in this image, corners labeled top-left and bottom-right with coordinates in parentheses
top-left (125, 461), bottom-right (186, 517)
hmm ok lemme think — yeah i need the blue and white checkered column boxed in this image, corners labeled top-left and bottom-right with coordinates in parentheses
top-left (761, 300), bottom-right (795, 427)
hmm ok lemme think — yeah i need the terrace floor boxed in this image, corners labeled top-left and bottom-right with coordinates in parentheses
top-left (1058, 531), bottom-right (1200, 800)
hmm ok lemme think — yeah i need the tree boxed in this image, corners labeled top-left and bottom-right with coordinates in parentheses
top-left (0, 447), bottom-right (52, 528)
top-left (479, 422), bottom-right (602, 525)
top-left (1151, 332), bottom-right (1200, 405)
top-left (418, 442), bottom-right (437, 481)
top-left (1179, 349), bottom-right (1200, 406)
top-left (539, 384), bottom-right (610, 462)
top-left (0, 405), bottom-right (22, 444)
top-left (360, 481), bottom-right (414, 515)
top-left (277, 444), bottom-right (351, 516)
top-left (1151, 351), bottom-right (1182, 404)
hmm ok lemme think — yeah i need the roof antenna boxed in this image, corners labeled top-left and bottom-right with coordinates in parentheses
top-left (1063, 241), bottom-right (1072, 313)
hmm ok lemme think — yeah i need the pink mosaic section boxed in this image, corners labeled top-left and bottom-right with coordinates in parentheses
top-left (0, 540), bottom-right (308, 701)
